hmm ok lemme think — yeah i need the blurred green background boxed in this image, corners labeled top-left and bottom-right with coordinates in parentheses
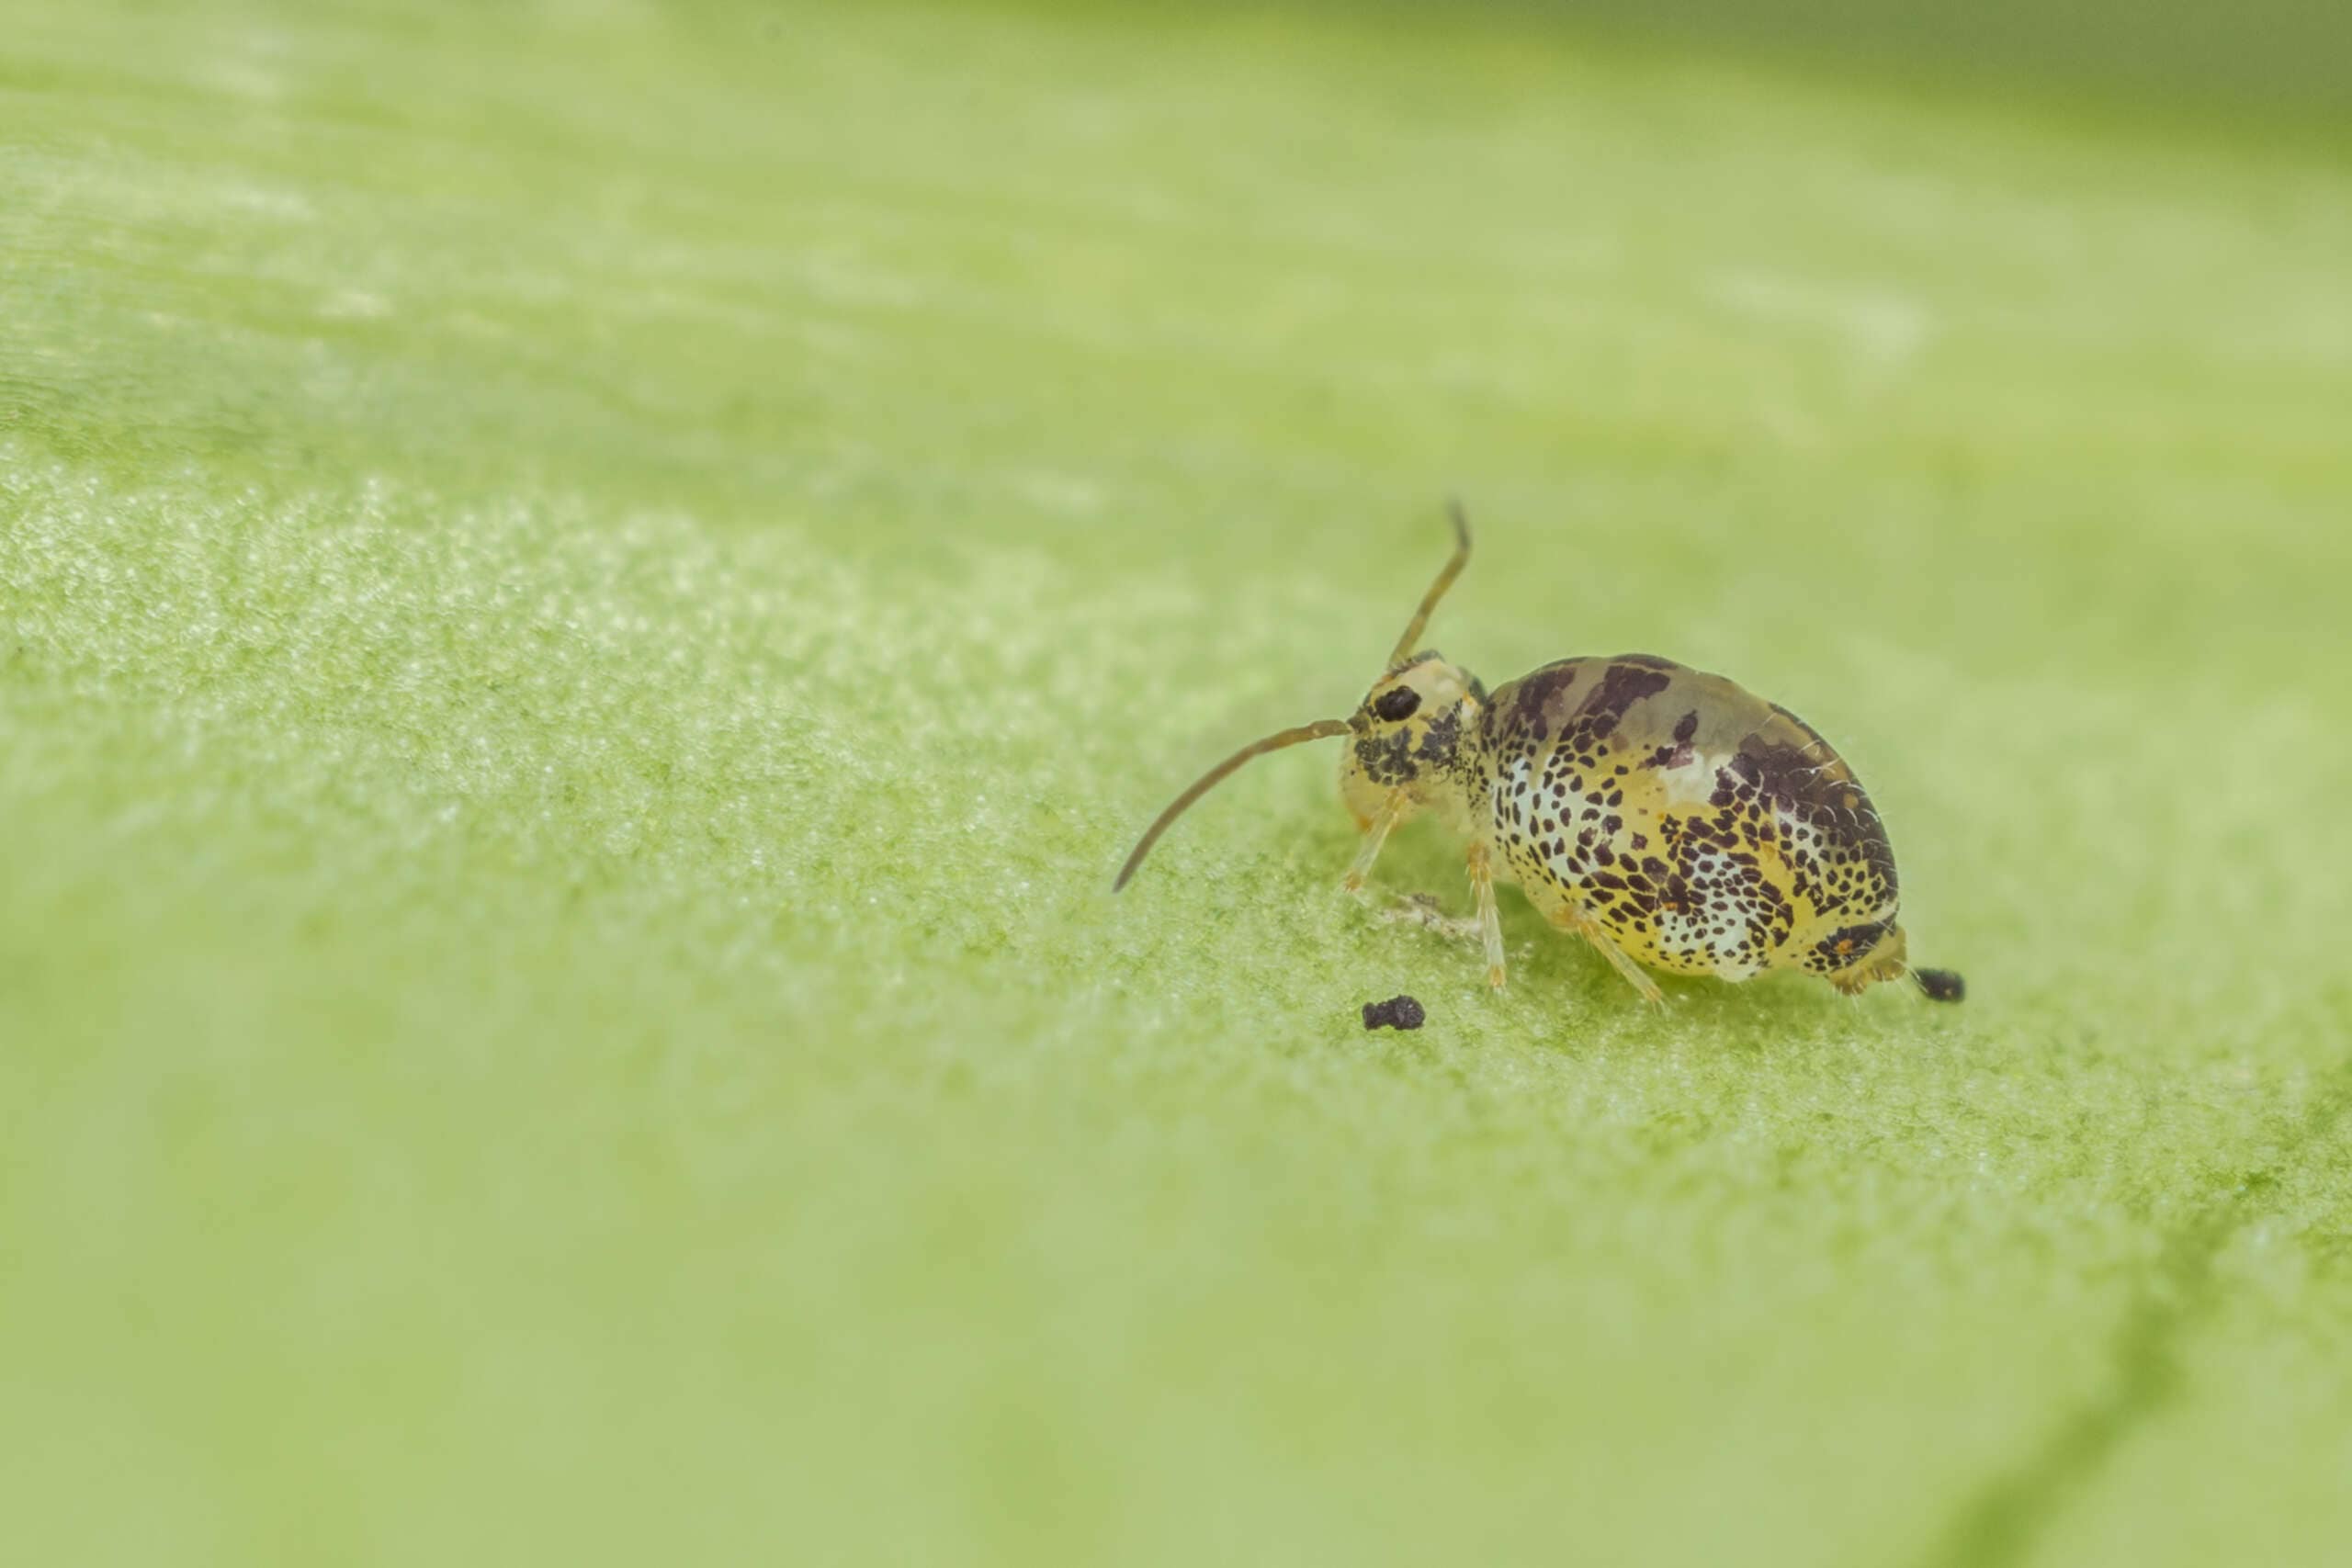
top-left (4, 2), bottom-right (2348, 1564)
top-left (1313, 0), bottom-right (2352, 130)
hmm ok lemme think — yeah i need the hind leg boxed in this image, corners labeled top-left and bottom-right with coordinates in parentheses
top-left (1549, 903), bottom-right (1664, 1006)
top-left (1468, 842), bottom-right (1506, 989)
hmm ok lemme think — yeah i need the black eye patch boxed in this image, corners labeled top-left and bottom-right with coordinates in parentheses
top-left (1374, 687), bottom-right (1422, 722)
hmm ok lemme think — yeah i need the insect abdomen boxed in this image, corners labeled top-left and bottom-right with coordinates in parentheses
top-left (1485, 655), bottom-right (1903, 986)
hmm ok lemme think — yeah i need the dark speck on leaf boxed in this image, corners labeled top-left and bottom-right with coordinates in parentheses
top-left (1362, 994), bottom-right (1427, 1031)
top-left (1915, 968), bottom-right (1967, 1003)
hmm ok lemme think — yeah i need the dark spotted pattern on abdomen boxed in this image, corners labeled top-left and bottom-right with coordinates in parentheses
top-left (1480, 656), bottom-right (1901, 982)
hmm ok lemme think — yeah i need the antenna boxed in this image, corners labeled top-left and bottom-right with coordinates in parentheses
top-left (1386, 502), bottom-right (1474, 669)
top-left (1113, 719), bottom-right (1352, 890)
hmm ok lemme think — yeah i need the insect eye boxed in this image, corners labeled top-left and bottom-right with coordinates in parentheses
top-left (1374, 687), bottom-right (1421, 722)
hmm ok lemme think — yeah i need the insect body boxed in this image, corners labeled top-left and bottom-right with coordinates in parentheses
top-left (1116, 509), bottom-right (1963, 1004)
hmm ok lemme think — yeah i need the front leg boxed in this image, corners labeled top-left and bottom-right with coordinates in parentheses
top-left (1348, 795), bottom-right (1483, 950)
top-left (1468, 842), bottom-right (1506, 989)
top-left (1341, 790), bottom-right (1408, 893)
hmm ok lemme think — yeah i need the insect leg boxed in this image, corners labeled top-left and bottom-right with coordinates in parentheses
top-left (1468, 842), bottom-right (1507, 989)
top-left (1374, 892), bottom-right (1482, 942)
top-left (1341, 789), bottom-right (1408, 893)
top-left (1557, 905), bottom-right (1664, 1006)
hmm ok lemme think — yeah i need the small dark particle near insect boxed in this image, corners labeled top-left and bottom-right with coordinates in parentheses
top-left (1915, 968), bottom-right (1967, 1003)
top-left (1362, 994), bottom-right (1427, 1031)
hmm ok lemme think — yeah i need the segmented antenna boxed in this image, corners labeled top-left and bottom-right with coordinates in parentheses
top-left (1114, 719), bottom-right (1352, 890)
top-left (1386, 502), bottom-right (1473, 670)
